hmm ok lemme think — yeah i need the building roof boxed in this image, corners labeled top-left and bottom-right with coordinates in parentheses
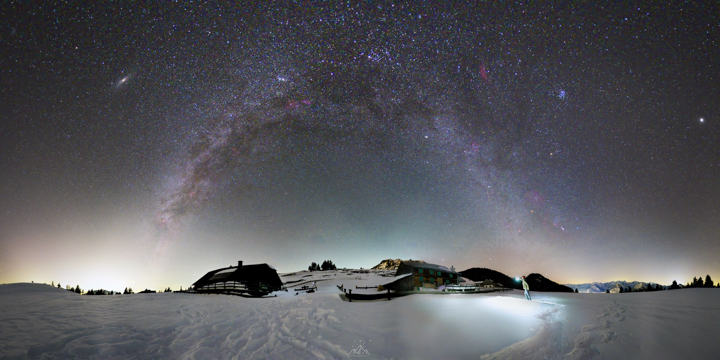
top-left (193, 263), bottom-right (282, 289)
top-left (381, 273), bottom-right (413, 286)
top-left (400, 261), bottom-right (457, 273)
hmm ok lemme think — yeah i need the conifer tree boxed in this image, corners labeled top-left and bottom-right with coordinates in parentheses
top-left (75, 285), bottom-right (81, 294)
top-left (705, 275), bottom-right (714, 288)
top-left (698, 277), bottom-right (704, 287)
top-left (321, 260), bottom-right (337, 270)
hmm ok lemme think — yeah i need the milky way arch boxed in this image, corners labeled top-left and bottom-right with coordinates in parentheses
top-left (153, 35), bottom-right (570, 248)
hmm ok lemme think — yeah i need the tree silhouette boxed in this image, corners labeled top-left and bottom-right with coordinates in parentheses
top-left (705, 275), bottom-right (714, 288)
top-left (574, 288), bottom-right (578, 293)
top-left (75, 285), bottom-right (81, 294)
top-left (308, 262), bottom-right (320, 271)
top-left (671, 280), bottom-right (680, 290)
top-left (321, 260), bottom-right (337, 270)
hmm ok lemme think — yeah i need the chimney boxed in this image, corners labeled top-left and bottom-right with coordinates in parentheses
top-left (238, 260), bottom-right (243, 268)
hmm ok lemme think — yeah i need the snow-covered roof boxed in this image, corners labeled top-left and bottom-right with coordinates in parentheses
top-left (382, 273), bottom-right (413, 285)
top-left (401, 261), bottom-right (457, 273)
top-left (214, 268), bottom-right (237, 275)
top-left (193, 263), bottom-right (283, 288)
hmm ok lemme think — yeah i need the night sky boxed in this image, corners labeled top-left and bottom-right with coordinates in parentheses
top-left (1, 2), bottom-right (718, 292)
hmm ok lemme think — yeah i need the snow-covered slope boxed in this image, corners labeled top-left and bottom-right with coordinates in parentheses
top-left (2, 271), bottom-right (720, 359)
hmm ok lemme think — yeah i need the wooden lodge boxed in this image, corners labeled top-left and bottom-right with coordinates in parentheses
top-left (381, 261), bottom-right (461, 292)
top-left (192, 261), bottom-right (283, 297)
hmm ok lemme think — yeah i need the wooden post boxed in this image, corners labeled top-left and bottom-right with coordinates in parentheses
top-left (348, 289), bottom-right (352, 302)
top-left (387, 289), bottom-right (391, 301)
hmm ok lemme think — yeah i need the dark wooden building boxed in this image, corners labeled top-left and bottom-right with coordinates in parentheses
top-left (192, 261), bottom-right (283, 296)
top-left (382, 261), bottom-right (461, 292)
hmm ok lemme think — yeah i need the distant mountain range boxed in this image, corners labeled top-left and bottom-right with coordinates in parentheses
top-left (373, 260), bottom-right (665, 294)
top-left (460, 268), bottom-right (574, 293)
top-left (564, 281), bottom-right (668, 293)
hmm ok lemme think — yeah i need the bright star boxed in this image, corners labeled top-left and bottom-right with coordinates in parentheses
top-left (700, 118), bottom-right (704, 123)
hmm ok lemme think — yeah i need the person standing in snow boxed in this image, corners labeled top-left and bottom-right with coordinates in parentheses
top-left (521, 276), bottom-right (531, 301)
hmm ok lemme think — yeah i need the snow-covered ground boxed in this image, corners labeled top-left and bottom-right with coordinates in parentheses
top-left (2, 269), bottom-right (720, 359)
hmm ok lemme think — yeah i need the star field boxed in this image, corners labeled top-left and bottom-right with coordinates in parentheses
top-left (1, 2), bottom-right (718, 291)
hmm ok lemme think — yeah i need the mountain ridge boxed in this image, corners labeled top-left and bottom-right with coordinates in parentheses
top-left (371, 259), bottom-right (425, 270)
top-left (565, 281), bottom-right (668, 293)
top-left (460, 267), bottom-right (573, 292)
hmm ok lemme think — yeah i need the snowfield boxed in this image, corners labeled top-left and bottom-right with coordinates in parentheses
top-left (2, 270), bottom-right (720, 359)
